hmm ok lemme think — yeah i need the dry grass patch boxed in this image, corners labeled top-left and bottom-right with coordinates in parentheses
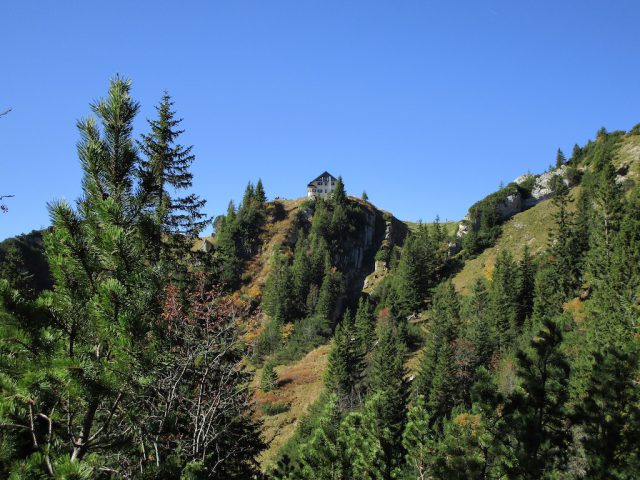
top-left (253, 343), bottom-right (330, 469)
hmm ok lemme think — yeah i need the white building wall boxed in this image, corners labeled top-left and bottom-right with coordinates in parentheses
top-left (307, 176), bottom-right (337, 199)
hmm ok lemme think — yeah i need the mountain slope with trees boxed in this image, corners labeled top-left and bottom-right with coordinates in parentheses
top-left (1, 77), bottom-right (640, 479)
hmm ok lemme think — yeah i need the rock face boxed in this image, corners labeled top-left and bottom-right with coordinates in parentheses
top-left (456, 166), bottom-right (572, 240)
top-left (524, 165), bottom-right (569, 208)
top-left (456, 219), bottom-right (470, 239)
top-left (514, 173), bottom-right (535, 185)
top-left (497, 193), bottom-right (523, 219)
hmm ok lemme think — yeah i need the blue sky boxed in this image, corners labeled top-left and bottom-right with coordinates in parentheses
top-left (1, 1), bottom-right (639, 239)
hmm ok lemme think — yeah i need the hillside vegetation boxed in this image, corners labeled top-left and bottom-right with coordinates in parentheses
top-left (1, 79), bottom-right (640, 479)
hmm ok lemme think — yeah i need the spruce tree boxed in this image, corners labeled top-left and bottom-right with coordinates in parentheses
top-left (517, 245), bottom-right (536, 324)
top-left (139, 92), bottom-right (209, 265)
top-left (395, 224), bottom-right (439, 316)
top-left (255, 178), bottom-right (267, 203)
top-left (415, 280), bottom-right (461, 402)
top-left (509, 316), bottom-right (571, 478)
top-left (292, 232), bottom-right (313, 316)
top-left (325, 310), bottom-right (365, 409)
top-left (368, 320), bottom-right (408, 475)
top-left (316, 268), bottom-right (339, 322)
top-left (488, 250), bottom-right (519, 351)
top-left (587, 160), bottom-right (623, 284)
top-left (548, 175), bottom-right (576, 297)
top-left (571, 187), bottom-right (592, 281)
top-left (555, 148), bottom-right (566, 168)
top-left (354, 297), bottom-right (376, 355)
top-left (467, 278), bottom-right (496, 369)
top-left (332, 176), bottom-right (346, 205)
top-left (262, 249), bottom-right (295, 322)
top-left (215, 200), bottom-right (244, 289)
top-left (261, 361), bottom-right (279, 392)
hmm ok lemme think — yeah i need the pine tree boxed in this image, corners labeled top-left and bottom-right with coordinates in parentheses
top-left (573, 346), bottom-right (640, 478)
top-left (338, 396), bottom-right (387, 479)
top-left (0, 77), bottom-right (162, 475)
top-left (296, 396), bottom-right (345, 480)
top-left (0, 243), bottom-right (35, 298)
top-left (0, 79), bottom-right (264, 478)
top-left (361, 190), bottom-right (369, 201)
top-left (402, 397), bottom-right (437, 479)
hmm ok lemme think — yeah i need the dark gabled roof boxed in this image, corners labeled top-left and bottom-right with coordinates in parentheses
top-left (308, 171), bottom-right (338, 186)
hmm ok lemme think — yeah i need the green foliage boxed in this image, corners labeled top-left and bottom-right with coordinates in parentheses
top-left (263, 402), bottom-right (290, 416)
top-left (0, 231), bottom-right (52, 297)
top-left (0, 78), bottom-right (263, 478)
top-left (332, 176), bottom-right (346, 205)
top-left (139, 91), bottom-right (209, 272)
top-left (214, 180), bottom-right (268, 289)
top-left (488, 250), bottom-right (520, 350)
top-left (325, 310), bottom-right (366, 409)
top-left (573, 346), bottom-right (640, 478)
top-left (261, 361), bottom-right (279, 392)
top-left (509, 316), bottom-right (571, 478)
top-left (262, 249), bottom-right (296, 322)
top-left (555, 148), bottom-right (566, 168)
top-left (393, 223), bottom-right (443, 316)
top-left (354, 297), bottom-right (376, 355)
top-left (462, 182), bottom-right (525, 254)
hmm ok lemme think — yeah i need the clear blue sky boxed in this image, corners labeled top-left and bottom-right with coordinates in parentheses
top-left (2, 1), bottom-right (640, 239)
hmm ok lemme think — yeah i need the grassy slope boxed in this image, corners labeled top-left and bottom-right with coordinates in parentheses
top-left (253, 343), bottom-right (330, 469)
top-left (453, 133), bottom-right (640, 295)
top-left (452, 196), bottom-right (559, 294)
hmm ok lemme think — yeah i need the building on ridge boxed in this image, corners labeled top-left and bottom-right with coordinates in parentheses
top-left (307, 171), bottom-right (338, 199)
